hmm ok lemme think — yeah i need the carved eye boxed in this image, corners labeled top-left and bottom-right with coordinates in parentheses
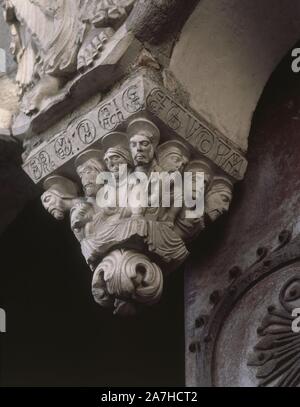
top-left (43, 194), bottom-right (52, 203)
top-left (283, 280), bottom-right (300, 302)
top-left (222, 194), bottom-right (230, 203)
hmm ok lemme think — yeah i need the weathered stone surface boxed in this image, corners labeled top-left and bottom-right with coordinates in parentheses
top-left (38, 120), bottom-right (234, 315)
top-left (29, 68), bottom-right (241, 315)
top-left (171, 0), bottom-right (300, 151)
top-left (11, 26), bottom-right (143, 138)
top-left (184, 55), bottom-right (300, 387)
top-left (23, 73), bottom-right (247, 184)
top-left (0, 75), bottom-right (19, 130)
top-left (126, 0), bottom-right (200, 44)
top-left (2, 0), bottom-right (137, 116)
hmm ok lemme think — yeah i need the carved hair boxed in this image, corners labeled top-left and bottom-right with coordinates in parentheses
top-left (104, 146), bottom-right (134, 168)
top-left (77, 158), bottom-right (105, 176)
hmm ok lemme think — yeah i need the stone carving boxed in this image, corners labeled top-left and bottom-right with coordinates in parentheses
top-left (102, 131), bottom-right (134, 177)
top-left (248, 277), bottom-right (300, 387)
top-left (146, 85), bottom-right (247, 180)
top-left (23, 76), bottom-right (247, 184)
top-left (128, 117), bottom-right (161, 173)
top-left (0, 0), bottom-right (246, 318)
top-left (75, 149), bottom-right (105, 198)
top-left (157, 140), bottom-right (190, 174)
top-left (92, 249), bottom-right (163, 316)
top-left (41, 175), bottom-right (79, 220)
top-left (1, 0), bottom-right (136, 114)
top-left (205, 176), bottom-right (233, 223)
top-left (175, 160), bottom-right (215, 242)
top-left (40, 115), bottom-right (235, 315)
top-left (0, 75), bottom-right (19, 130)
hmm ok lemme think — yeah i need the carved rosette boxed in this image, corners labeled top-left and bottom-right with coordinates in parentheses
top-left (192, 232), bottom-right (300, 387)
top-left (248, 277), bottom-right (300, 387)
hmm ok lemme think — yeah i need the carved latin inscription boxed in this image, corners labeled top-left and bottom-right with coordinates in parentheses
top-left (146, 88), bottom-right (247, 180)
top-left (23, 76), bottom-right (247, 184)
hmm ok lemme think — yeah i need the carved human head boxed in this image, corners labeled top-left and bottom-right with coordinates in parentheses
top-left (75, 149), bottom-right (105, 197)
top-left (185, 159), bottom-right (213, 191)
top-left (205, 176), bottom-right (233, 222)
top-left (41, 175), bottom-right (79, 221)
top-left (157, 140), bottom-right (191, 173)
top-left (127, 118), bottom-right (160, 166)
top-left (102, 132), bottom-right (133, 176)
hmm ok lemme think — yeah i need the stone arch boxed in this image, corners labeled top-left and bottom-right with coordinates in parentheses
top-left (170, 0), bottom-right (300, 152)
top-left (185, 47), bottom-right (300, 386)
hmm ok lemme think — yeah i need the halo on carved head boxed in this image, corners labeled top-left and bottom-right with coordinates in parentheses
top-left (102, 132), bottom-right (133, 166)
top-left (207, 176), bottom-right (234, 195)
top-left (101, 132), bottom-right (129, 150)
top-left (185, 159), bottom-right (212, 174)
top-left (127, 118), bottom-right (160, 147)
top-left (157, 140), bottom-right (191, 162)
top-left (185, 159), bottom-right (213, 187)
top-left (43, 175), bottom-right (79, 198)
top-left (74, 149), bottom-right (105, 170)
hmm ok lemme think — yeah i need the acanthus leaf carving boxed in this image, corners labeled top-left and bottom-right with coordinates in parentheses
top-left (41, 115), bottom-right (235, 316)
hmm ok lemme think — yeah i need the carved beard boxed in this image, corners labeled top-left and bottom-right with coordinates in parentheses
top-left (50, 208), bottom-right (64, 221)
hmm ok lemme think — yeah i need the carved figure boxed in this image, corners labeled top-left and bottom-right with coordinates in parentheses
top-left (75, 149), bottom-right (105, 198)
top-left (102, 131), bottom-right (133, 180)
top-left (1, 0), bottom-right (136, 113)
top-left (127, 117), bottom-right (161, 173)
top-left (205, 176), bottom-right (233, 223)
top-left (157, 140), bottom-right (190, 173)
top-left (174, 160), bottom-right (212, 241)
top-left (41, 175), bottom-right (79, 220)
top-left (39, 117), bottom-right (235, 315)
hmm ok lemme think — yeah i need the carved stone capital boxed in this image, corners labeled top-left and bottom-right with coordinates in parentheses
top-left (19, 70), bottom-right (247, 315)
top-left (1, 0), bottom-right (247, 317)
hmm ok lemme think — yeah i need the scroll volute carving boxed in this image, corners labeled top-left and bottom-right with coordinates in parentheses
top-left (41, 118), bottom-right (234, 316)
top-left (1, 0), bottom-right (137, 114)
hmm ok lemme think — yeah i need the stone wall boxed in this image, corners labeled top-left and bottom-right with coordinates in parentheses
top-left (185, 45), bottom-right (300, 387)
top-left (171, 0), bottom-right (300, 151)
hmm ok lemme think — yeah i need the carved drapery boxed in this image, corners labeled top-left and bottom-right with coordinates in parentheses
top-left (1, 0), bottom-right (137, 114)
top-left (27, 73), bottom-right (246, 316)
top-left (0, 1), bottom-right (247, 315)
